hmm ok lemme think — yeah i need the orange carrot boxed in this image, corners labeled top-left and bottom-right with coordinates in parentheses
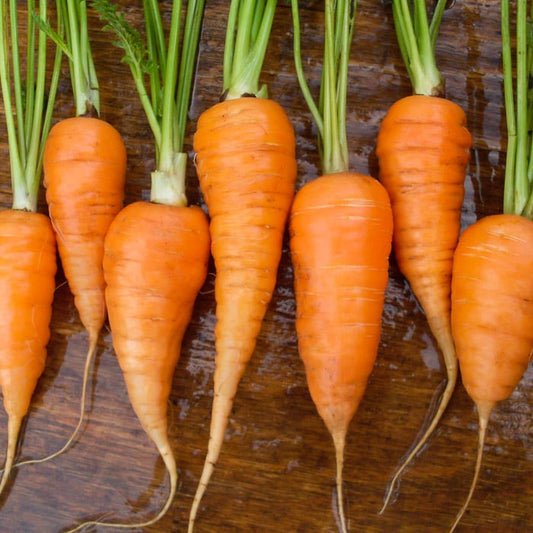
top-left (377, 93), bottom-right (470, 378)
top-left (42, 116), bottom-right (126, 450)
top-left (44, 116), bottom-right (126, 344)
top-left (0, 0), bottom-right (61, 494)
top-left (448, 214), bottom-right (533, 531)
top-left (9, 1), bottom-right (128, 468)
top-left (449, 3), bottom-right (533, 529)
top-left (189, 94), bottom-right (296, 533)
top-left (64, 0), bottom-right (209, 529)
top-left (289, 2), bottom-right (392, 531)
top-left (187, 2), bottom-right (296, 529)
top-left (101, 200), bottom-right (209, 525)
top-left (375, 1), bottom-right (472, 510)
top-left (290, 174), bottom-right (393, 532)
top-left (0, 212), bottom-right (57, 494)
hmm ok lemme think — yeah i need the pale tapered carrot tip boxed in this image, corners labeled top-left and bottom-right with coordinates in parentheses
top-left (188, 371), bottom-right (242, 533)
top-left (0, 415), bottom-right (23, 497)
top-left (66, 433), bottom-right (178, 532)
top-left (448, 401), bottom-right (493, 533)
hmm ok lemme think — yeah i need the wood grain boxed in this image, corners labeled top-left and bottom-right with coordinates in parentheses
top-left (0, 1), bottom-right (530, 532)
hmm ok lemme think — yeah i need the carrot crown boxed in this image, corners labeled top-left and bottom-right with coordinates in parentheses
top-left (391, 0), bottom-right (447, 97)
top-left (0, 0), bottom-right (63, 212)
top-left (223, 0), bottom-right (277, 100)
top-left (291, 0), bottom-right (356, 175)
top-left (92, 0), bottom-right (205, 207)
top-left (501, 0), bottom-right (533, 218)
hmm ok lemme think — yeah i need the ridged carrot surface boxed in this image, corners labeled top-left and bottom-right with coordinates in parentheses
top-left (377, 95), bottom-right (472, 361)
top-left (104, 201), bottom-right (209, 466)
top-left (194, 97), bottom-right (296, 383)
top-left (376, 94), bottom-right (472, 502)
top-left (44, 116), bottom-right (126, 341)
top-left (102, 200), bottom-right (210, 525)
top-left (188, 96), bottom-right (297, 529)
top-left (0, 210), bottom-right (57, 493)
top-left (448, 213), bottom-right (533, 531)
top-left (290, 172), bottom-right (393, 437)
top-left (290, 172), bottom-right (393, 531)
top-left (452, 214), bottom-right (533, 405)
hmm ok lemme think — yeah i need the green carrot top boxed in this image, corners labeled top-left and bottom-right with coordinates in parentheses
top-left (61, 0), bottom-right (100, 116)
top-left (391, 0), bottom-right (448, 96)
top-left (92, 0), bottom-right (205, 207)
top-left (291, 0), bottom-right (356, 175)
top-left (501, 0), bottom-right (533, 218)
top-left (223, 0), bottom-right (277, 100)
top-left (0, 0), bottom-right (63, 212)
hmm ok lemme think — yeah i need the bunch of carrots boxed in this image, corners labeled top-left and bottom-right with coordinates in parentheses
top-left (0, 1), bottom-right (530, 532)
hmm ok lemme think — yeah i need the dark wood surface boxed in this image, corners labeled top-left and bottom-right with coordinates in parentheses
top-left (0, 1), bottom-right (530, 532)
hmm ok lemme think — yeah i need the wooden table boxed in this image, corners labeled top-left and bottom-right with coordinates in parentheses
top-left (0, 1), bottom-right (530, 532)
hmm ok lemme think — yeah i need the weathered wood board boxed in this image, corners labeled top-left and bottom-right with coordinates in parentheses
top-left (0, 1), bottom-right (530, 532)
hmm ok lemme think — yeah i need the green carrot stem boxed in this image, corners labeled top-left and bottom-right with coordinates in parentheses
top-left (175, 0), bottom-right (205, 150)
top-left (158, 0), bottom-right (182, 173)
top-left (223, 0), bottom-right (277, 100)
top-left (12, 0), bottom-right (25, 161)
top-left (91, 0), bottom-right (162, 147)
top-left (92, 0), bottom-right (204, 207)
top-left (502, 0), bottom-right (533, 218)
top-left (291, 1), bottom-right (323, 137)
top-left (391, 0), bottom-right (446, 96)
top-left (0, 0), bottom-right (62, 212)
top-left (0, 2), bottom-right (23, 191)
top-left (291, 0), bottom-right (356, 175)
top-left (61, 0), bottom-right (99, 116)
top-left (142, 0), bottom-right (166, 114)
top-left (502, 0), bottom-right (517, 214)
